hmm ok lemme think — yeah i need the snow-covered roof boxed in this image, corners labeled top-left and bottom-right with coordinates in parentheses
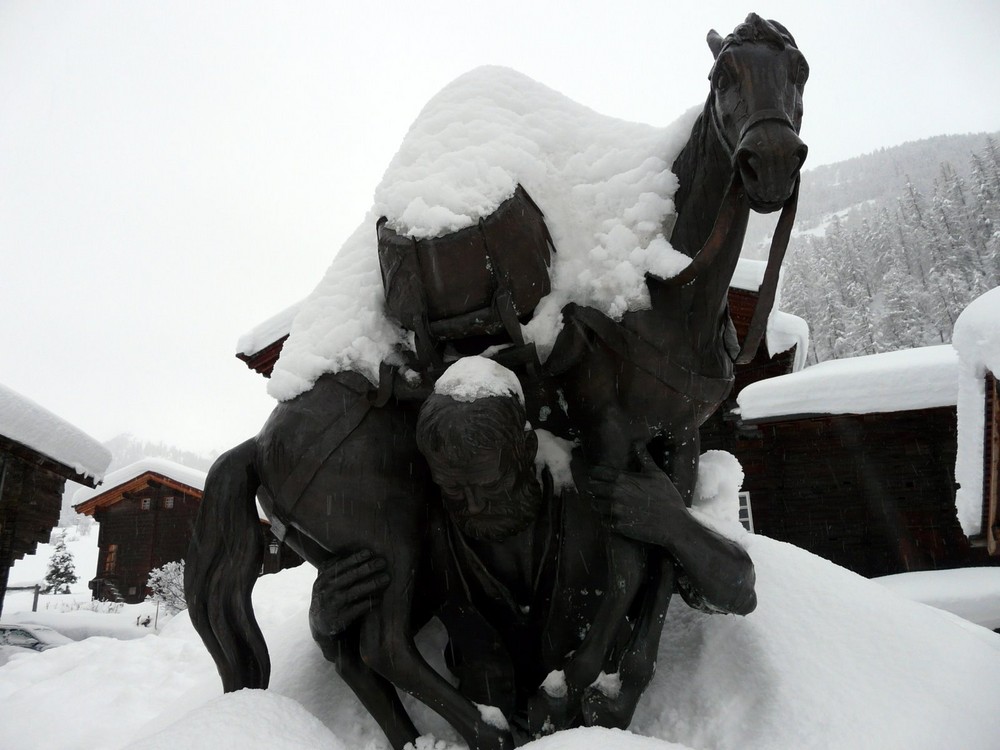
top-left (952, 286), bottom-right (1000, 535)
top-left (0, 381), bottom-right (111, 483)
top-left (765, 309), bottom-right (809, 371)
top-left (737, 345), bottom-right (958, 422)
top-left (71, 456), bottom-right (270, 522)
top-left (72, 457), bottom-right (207, 509)
top-left (236, 302), bottom-right (299, 358)
top-left (266, 67), bottom-right (700, 401)
top-left (729, 258), bottom-right (769, 293)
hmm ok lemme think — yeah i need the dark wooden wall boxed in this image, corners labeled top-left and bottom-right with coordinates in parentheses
top-left (706, 407), bottom-right (984, 578)
top-left (0, 445), bottom-right (67, 619)
top-left (91, 483), bottom-right (201, 603)
top-left (981, 372), bottom-right (999, 554)
top-left (89, 479), bottom-right (301, 603)
top-left (699, 288), bottom-right (799, 452)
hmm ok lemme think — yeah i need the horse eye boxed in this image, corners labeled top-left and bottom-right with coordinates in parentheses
top-left (795, 63), bottom-right (809, 86)
top-left (715, 69), bottom-right (731, 92)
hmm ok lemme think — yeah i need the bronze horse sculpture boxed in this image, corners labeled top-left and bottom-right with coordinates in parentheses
top-left (528, 13), bottom-right (807, 729)
top-left (185, 13), bottom-right (807, 750)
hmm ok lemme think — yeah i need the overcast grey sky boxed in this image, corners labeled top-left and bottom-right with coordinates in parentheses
top-left (2, 0), bottom-right (998, 457)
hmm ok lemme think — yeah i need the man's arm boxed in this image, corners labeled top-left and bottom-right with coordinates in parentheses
top-left (573, 450), bottom-right (756, 616)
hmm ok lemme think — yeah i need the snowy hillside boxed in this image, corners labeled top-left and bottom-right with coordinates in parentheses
top-left (742, 131), bottom-right (1000, 256)
top-left (3, 455), bottom-right (1000, 750)
top-left (776, 136), bottom-right (1000, 364)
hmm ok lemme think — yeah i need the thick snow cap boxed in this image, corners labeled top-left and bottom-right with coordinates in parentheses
top-left (267, 66), bottom-right (699, 401)
top-left (0, 381), bottom-right (111, 482)
top-left (737, 345), bottom-right (958, 421)
top-left (434, 356), bottom-right (524, 404)
top-left (952, 286), bottom-right (1000, 535)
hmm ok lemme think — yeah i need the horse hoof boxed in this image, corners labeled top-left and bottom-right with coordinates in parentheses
top-left (527, 688), bottom-right (578, 737)
top-left (581, 684), bottom-right (637, 730)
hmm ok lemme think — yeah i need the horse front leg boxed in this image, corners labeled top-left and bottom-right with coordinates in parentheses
top-left (527, 404), bottom-right (646, 738)
top-left (313, 627), bottom-right (420, 750)
top-left (358, 569), bottom-right (515, 750)
top-left (307, 550), bottom-right (420, 750)
top-left (527, 534), bottom-right (645, 737)
top-left (582, 551), bottom-right (675, 729)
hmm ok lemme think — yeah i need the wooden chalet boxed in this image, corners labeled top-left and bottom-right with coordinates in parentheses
top-left (0, 382), bottom-right (111, 618)
top-left (73, 458), bottom-right (299, 604)
top-left (731, 345), bottom-right (995, 578)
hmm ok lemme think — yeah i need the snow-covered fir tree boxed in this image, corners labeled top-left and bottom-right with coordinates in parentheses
top-left (41, 532), bottom-right (78, 594)
top-left (782, 137), bottom-right (1000, 363)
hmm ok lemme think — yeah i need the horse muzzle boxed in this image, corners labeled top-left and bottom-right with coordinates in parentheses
top-left (734, 110), bottom-right (808, 214)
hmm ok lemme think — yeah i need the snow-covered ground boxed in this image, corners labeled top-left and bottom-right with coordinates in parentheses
top-left (3, 525), bottom-right (168, 640)
top-left (3, 454), bottom-right (1000, 750)
top-left (876, 567), bottom-right (1000, 631)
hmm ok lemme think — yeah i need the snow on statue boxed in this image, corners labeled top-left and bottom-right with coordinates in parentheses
top-left (265, 66), bottom-right (696, 399)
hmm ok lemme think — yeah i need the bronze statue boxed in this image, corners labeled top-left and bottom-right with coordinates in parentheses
top-left (186, 13), bottom-right (807, 750)
top-left (524, 14), bottom-right (806, 729)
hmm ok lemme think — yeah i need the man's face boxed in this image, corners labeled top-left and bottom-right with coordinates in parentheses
top-left (428, 435), bottom-right (542, 541)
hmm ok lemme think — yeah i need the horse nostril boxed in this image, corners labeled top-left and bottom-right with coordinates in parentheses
top-left (736, 148), bottom-right (759, 183)
top-left (793, 143), bottom-right (809, 172)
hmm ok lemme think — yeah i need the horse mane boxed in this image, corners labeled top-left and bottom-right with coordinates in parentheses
top-left (724, 13), bottom-right (797, 51)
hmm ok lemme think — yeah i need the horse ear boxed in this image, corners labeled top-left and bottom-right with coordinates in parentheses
top-left (707, 30), bottom-right (724, 59)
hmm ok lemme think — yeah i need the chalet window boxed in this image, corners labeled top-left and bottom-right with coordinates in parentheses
top-left (105, 544), bottom-right (118, 574)
top-left (140, 497), bottom-right (151, 511)
top-left (268, 541), bottom-right (280, 556)
top-left (128, 586), bottom-right (137, 596)
top-left (164, 497), bottom-right (174, 510)
top-left (738, 491), bottom-right (755, 533)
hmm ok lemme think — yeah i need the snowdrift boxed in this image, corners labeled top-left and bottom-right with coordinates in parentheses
top-left (3, 452), bottom-right (1000, 750)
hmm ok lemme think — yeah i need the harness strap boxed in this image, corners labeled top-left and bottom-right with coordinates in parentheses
top-left (736, 175), bottom-right (800, 364)
top-left (656, 173), bottom-right (746, 288)
top-left (271, 380), bottom-right (374, 532)
top-left (563, 303), bottom-right (734, 405)
top-left (711, 102), bottom-right (797, 164)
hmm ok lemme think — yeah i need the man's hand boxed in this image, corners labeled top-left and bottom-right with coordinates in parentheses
top-left (572, 450), bottom-right (687, 548)
top-left (309, 550), bottom-right (390, 638)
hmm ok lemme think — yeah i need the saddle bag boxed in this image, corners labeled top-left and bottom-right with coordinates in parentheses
top-left (377, 185), bottom-right (554, 365)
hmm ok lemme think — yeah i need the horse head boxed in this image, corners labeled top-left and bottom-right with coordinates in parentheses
top-left (707, 13), bottom-right (808, 213)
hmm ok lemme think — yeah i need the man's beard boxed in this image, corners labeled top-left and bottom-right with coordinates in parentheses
top-left (452, 471), bottom-right (544, 542)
